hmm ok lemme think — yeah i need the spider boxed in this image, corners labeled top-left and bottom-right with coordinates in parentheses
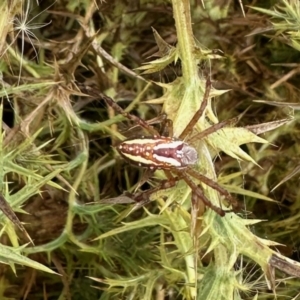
top-left (100, 79), bottom-right (238, 216)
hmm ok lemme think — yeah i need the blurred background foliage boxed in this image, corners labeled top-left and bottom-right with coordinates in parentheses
top-left (0, 0), bottom-right (300, 299)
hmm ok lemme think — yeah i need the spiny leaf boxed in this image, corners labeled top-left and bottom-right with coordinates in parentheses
top-left (136, 48), bottom-right (177, 74)
top-left (207, 127), bottom-right (268, 164)
top-left (271, 164), bottom-right (300, 191)
top-left (94, 214), bottom-right (170, 240)
top-left (246, 118), bottom-right (292, 135)
top-left (151, 27), bottom-right (175, 57)
top-left (254, 99), bottom-right (300, 110)
top-left (0, 244), bottom-right (57, 274)
top-left (0, 194), bottom-right (33, 245)
top-left (223, 184), bottom-right (276, 202)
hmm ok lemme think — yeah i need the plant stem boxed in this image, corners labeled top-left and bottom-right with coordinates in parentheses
top-left (172, 0), bottom-right (199, 84)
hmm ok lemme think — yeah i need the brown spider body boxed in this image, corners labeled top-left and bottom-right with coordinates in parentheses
top-left (100, 79), bottom-right (238, 216)
top-left (117, 137), bottom-right (198, 169)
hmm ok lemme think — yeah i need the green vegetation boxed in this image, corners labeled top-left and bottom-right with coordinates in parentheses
top-left (0, 0), bottom-right (300, 299)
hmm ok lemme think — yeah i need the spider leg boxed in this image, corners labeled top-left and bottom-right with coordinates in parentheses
top-left (161, 118), bottom-right (173, 138)
top-left (129, 114), bottom-right (167, 132)
top-left (137, 113), bottom-right (173, 137)
top-left (186, 167), bottom-right (240, 212)
top-left (178, 78), bottom-right (211, 141)
top-left (130, 170), bottom-right (180, 207)
top-left (188, 116), bottom-right (238, 143)
top-left (146, 114), bottom-right (167, 126)
top-left (100, 94), bottom-right (160, 136)
top-left (134, 169), bottom-right (155, 193)
top-left (177, 171), bottom-right (226, 216)
top-left (131, 176), bottom-right (178, 208)
top-left (190, 184), bottom-right (211, 242)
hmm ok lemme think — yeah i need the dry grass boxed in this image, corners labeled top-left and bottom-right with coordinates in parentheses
top-left (0, 0), bottom-right (300, 299)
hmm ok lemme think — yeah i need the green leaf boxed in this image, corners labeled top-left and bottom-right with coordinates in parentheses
top-left (207, 127), bottom-right (268, 164)
top-left (0, 244), bottom-right (57, 274)
top-left (94, 214), bottom-right (170, 240)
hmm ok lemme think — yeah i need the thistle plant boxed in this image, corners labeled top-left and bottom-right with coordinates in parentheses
top-left (0, 0), bottom-right (299, 299)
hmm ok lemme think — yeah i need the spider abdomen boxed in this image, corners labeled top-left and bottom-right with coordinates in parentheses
top-left (117, 137), bottom-right (198, 169)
